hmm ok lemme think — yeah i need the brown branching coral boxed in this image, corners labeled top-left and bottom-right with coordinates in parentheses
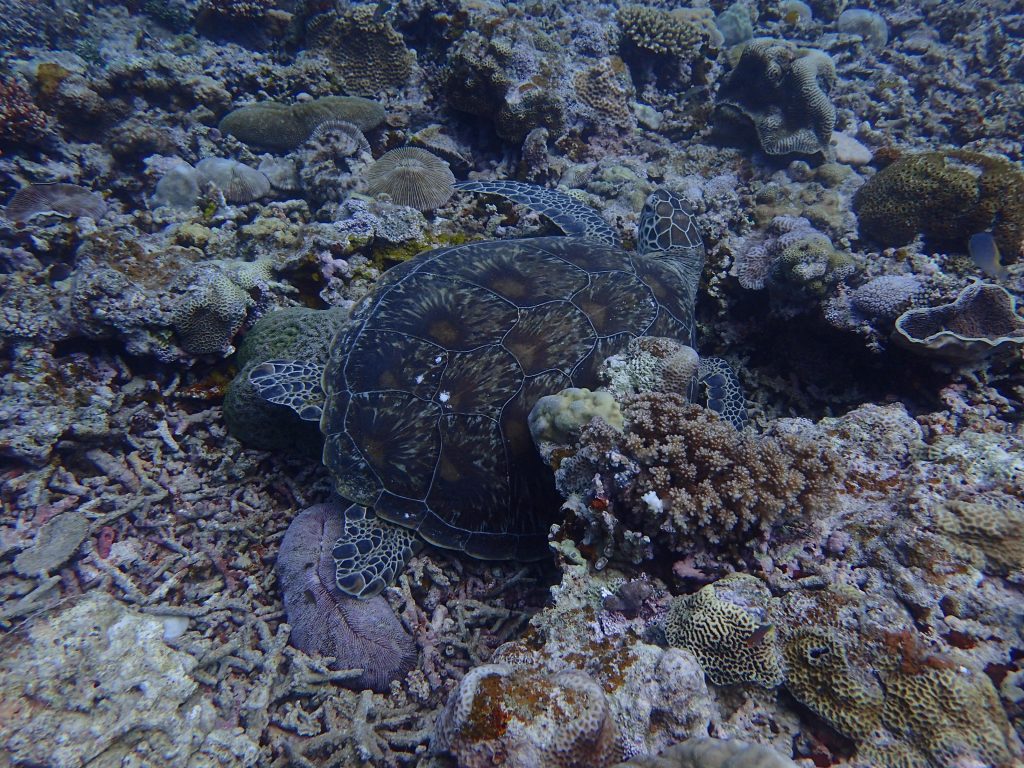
top-left (556, 394), bottom-right (841, 564)
top-left (0, 77), bottom-right (49, 148)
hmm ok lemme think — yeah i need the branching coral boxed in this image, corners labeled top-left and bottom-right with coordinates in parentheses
top-left (617, 6), bottom-right (706, 59)
top-left (0, 77), bottom-right (49, 148)
top-left (555, 394), bottom-right (842, 564)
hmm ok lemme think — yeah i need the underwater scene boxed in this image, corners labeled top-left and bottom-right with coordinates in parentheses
top-left (1, 0), bottom-right (1023, 765)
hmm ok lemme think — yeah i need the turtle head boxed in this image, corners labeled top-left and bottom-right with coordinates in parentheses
top-left (638, 189), bottom-right (703, 256)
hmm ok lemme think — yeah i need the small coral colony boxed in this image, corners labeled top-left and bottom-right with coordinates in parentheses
top-left (1, 1), bottom-right (1023, 767)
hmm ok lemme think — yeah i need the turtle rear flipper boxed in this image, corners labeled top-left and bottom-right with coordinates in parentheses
top-left (698, 357), bottom-right (748, 430)
top-left (249, 360), bottom-right (325, 422)
top-left (332, 506), bottom-right (422, 599)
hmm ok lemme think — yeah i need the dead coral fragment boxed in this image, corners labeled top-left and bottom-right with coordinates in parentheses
top-left (307, 4), bottom-right (415, 96)
top-left (5, 183), bottom-right (107, 222)
top-left (434, 663), bottom-right (622, 768)
top-left (853, 150), bottom-right (1024, 263)
top-left (893, 282), bottom-right (1024, 364)
top-left (366, 147), bottom-right (455, 211)
top-left (664, 575), bottom-right (784, 688)
top-left (715, 39), bottom-right (836, 156)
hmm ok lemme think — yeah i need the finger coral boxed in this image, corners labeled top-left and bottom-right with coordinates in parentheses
top-left (853, 149), bottom-right (1024, 263)
top-left (715, 39), bottom-right (836, 157)
top-left (617, 6), bottom-right (707, 59)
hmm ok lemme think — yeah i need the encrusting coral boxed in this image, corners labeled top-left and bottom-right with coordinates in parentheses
top-left (219, 96), bottom-right (385, 151)
top-left (715, 39), bottom-right (837, 156)
top-left (853, 149), bottom-right (1024, 263)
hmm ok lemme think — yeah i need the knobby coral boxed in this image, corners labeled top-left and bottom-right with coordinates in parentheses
top-left (554, 394), bottom-right (842, 564)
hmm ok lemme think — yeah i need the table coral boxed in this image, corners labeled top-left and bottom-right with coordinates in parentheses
top-left (664, 575), bottom-right (784, 688)
top-left (853, 150), bottom-right (1024, 263)
top-left (715, 39), bottom-right (836, 157)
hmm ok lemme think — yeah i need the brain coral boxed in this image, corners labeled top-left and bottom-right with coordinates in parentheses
top-left (434, 663), bottom-right (622, 768)
top-left (219, 96), bottom-right (385, 151)
top-left (565, 394), bottom-right (841, 560)
top-left (853, 150), bottom-right (1024, 263)
top-left (306, 4), bottom-right (414, 96)
top-left (664, 575), bottom-right (784, 688)
top-left (715, 39), bottom-right (836, 156)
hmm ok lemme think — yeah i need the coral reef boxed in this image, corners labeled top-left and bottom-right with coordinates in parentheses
top-left (529, 387), bottom-right (624, 448)
top-left (0, 77), bottom-right (49, 148)
top-left (365, 147), bottom-right (456, 211)
top-left (617, 6), bottom-right (707, 59)
top-left (276, 503), bottom-right (416, 693)
top-left (893, 282), bottom-right (1024, 363)
top-left (836, 8), bottom-right (889, 51)
top-left (715, 39), bottom-right (836, 156)
top-left (854, 150), bottom-right (1024, 263)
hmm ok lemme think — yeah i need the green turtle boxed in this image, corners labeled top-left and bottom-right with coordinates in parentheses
top-left (251, 181), bottom-right (746, 598)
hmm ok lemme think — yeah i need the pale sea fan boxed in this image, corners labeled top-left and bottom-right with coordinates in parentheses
top-left (4, 183), bottom-right (107, 222)
top-left (366, 147), bottom-right (455, 211)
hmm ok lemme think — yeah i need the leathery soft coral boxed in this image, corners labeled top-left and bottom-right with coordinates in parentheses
top-left (553, 394), bottom-right (842, 566)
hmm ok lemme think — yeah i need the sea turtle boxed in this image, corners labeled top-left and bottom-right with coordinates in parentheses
top-left (251, 181), bottom-right (746, 599)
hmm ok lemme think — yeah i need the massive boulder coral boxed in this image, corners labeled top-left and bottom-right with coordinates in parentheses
top-left (853, 150), bottom-right (1024, 263)
top-left (306, 4), bottom-right (415, 96)
top-left (715, 39), bottom-right (837, 156)
top-left (434, 664), bottom-right (622, 768)
top-left (219, 96), bottom-right (385, 151)
top-left (610, 738), bottom-right (799, 768)
top-left (552, 394), bottom-right (842, 566)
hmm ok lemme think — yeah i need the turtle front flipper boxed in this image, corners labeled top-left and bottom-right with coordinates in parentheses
top-left (332, 506), bottom-right (423, 599)
top-left (249, 360), bottom-right (325, 422)
top-left (697, 357), bottom-right (748, 430)
top-left (454, 180), bottom-right (619, 247)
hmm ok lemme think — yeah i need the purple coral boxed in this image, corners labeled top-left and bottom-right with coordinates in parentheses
top-left (276, 502), bottom-right (416, 692)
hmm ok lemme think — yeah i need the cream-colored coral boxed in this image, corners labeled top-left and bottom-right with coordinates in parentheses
top-left (529, 387), bottom-right (624, 448)
top-left (573, 57), bottom-right (634, 126)
top-left (664, 574), bottom-right (784, 688)
top-left (617, 5), bottom-right (706, 59)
